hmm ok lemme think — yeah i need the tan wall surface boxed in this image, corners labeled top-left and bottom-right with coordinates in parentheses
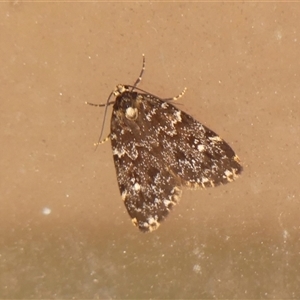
top-left (0, 2), bottom-right (299, 298)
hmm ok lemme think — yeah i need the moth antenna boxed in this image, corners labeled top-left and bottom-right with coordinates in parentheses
top-left (85, 100), bottom-right (115, 107)
top-left (94, 134), bottom-right (110, 146)
top-left (132, 54), bottom-right (146, 90)
top-left (96, 91), bottom-right (114, 148)
top-left (163, 87), bottom-right (187, 102)
top-left (86, 91), bottom-right (115, 149)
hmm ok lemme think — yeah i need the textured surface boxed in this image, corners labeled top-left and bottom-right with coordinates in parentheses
top-left (1, 2), bottom-right (299, 299)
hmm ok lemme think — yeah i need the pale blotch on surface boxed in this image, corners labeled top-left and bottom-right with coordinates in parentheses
top-left (42, 207), bottom-right (51, 215)
top-left (193, 264), bottom-right (202, 274)
top-left (283, 230), bottom-right (289, 241)
top-left (274, 29), bottom-right (283, 40)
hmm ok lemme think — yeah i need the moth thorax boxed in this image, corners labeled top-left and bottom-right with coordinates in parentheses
top-left (125, 106), bottom-right (138, 120)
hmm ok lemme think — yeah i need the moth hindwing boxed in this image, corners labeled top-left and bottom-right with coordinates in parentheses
top-left (91, 55), bottom-right (242, 232)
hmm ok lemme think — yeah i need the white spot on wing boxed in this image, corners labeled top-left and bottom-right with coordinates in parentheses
top-left (209, 136), bottom-right (222, 142)
top-left (134, 182), bottom-right (140, 191)
top-left (163, 199), bottom-right (172, 208)
top-left (121, 190), bottom-right (128, 201)
top-left (225, 169), bottom-right (233, 177)
top-left (174, 110), bottom-right (182, 121)
top-left (197, 144), bottom-right (205, 152)
top-left (161, 102), bottom-right (168, 109)
top-left (113, 147), bottom-right (125, 158)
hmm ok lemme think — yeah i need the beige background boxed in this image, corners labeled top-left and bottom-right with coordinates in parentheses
top-left (1, 2), bottom-right (299, 299)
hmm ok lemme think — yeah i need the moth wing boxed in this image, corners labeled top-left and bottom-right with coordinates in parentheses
top-left (148, 99), bottom-right (243, 188)
top-left (111, 148), bottom-right (182, 232)
top-left (110, 91), bottom-right (242, 232)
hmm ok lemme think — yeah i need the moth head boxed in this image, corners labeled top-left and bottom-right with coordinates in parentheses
top-left (114, 91), bottom-right (142, 122)
top-left (113, 84), bottom-right (130, 96)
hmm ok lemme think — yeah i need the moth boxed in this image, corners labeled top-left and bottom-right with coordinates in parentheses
top-left (87, 55), bottom-right (242, 232)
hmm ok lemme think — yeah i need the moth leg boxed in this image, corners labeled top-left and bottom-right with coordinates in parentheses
top-left (85, 101), bottom-right (115, 107)
top-left (163, 87), bottom-right (187, 102)
top-left (94, 133), bottom-right (110, 146)
top-left (132, 54), bottom-right (146, 88)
